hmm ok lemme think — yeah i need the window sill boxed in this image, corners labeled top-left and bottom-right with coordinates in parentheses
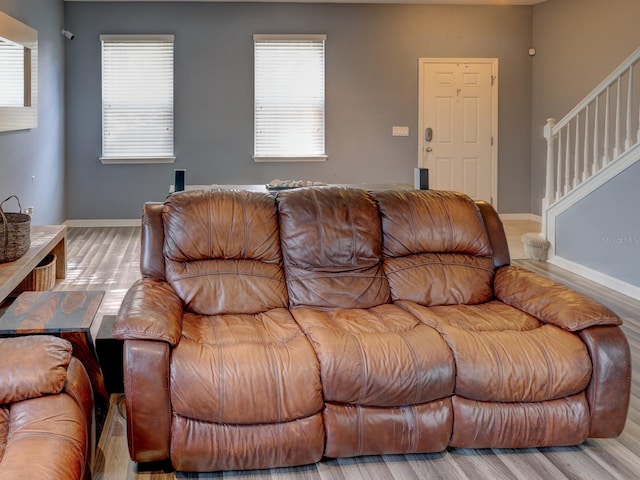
top-left (100, 156), bottom-right (176, 165)
top-left (253, 155), bottom-right (328, 163)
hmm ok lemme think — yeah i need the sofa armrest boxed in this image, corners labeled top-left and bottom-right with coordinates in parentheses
top-left (494, 265), bottom-right (621, 332)
top-left (124, 339), bottom-right (172, 463)
top-left (64, 357), bottom-right (96, 473)
top-left (0, 336), bottom-right (72, 404)
top-left (578, 325), bottom-right (631, 437)
top-left (113, 278), bottom-right (184, 346)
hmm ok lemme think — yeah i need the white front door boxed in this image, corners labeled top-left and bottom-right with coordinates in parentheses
top-left (418, 58), bottom-right (498, 205)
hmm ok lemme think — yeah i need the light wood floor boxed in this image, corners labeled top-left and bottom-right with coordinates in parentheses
top-left (51, 225), bottom-right (640, 479)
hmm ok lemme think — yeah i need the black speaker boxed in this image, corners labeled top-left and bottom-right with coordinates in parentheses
top-left (414, 167), bottom-right (429, 190)
top-left (96, 315), bottom-right (124, 394)
top-left (174, 169), bottom-right (186, 192)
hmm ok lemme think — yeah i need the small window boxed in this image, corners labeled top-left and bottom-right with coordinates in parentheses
top-left (100, 34), bottom-right (174, 164)
top-left (0, 39), bottom-right (26, 107)
top-left (253, 34), bottom-right (327, 162)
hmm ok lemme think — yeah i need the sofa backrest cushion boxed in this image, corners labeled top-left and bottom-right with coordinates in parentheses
top-left (0, 336), bottom-right (72, 405)
top-left (374, 190), bottom-right (495, 306)
top-left (277, 187), bottom-right (391, 309)
top-left (162, 190), bottom-right (288, 315)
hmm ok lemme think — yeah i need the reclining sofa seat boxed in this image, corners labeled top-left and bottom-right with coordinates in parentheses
top-left (114, 186), bottom-right (631, 473)
top-left (372, 189), bottom-right (629, 447)
top-left (277, 187), bottom-right (456, 457)
top-left (116, 189), bottom-right (324, 472)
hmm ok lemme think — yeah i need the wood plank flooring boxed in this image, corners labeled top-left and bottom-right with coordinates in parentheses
top-left (36, 226), bottom-right (640, 479)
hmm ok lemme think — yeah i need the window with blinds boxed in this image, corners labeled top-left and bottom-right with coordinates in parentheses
top-left (0, 40), bottom-right (26, 107)
top-left (253, 34), bottom-right (327, 162)
top-left (101, 35), bottom-right (175, 163)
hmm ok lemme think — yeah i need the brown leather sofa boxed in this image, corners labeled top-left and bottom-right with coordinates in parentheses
top-left (0, 335), bottom-right (94, 480)
top-left (114, 187), bottom-right (630, 473)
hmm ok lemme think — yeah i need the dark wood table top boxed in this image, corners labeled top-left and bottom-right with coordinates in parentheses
top-left (0, 290), bottom-right (104, 334)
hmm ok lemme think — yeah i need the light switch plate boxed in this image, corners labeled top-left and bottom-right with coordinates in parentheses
top-left (392, 126), bottom-right (409, 137)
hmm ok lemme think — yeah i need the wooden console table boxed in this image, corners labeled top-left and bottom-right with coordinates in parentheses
top-left (169, 183), bottom-right (415, 194)
top-left (0, 225), bottom-right (66, 304)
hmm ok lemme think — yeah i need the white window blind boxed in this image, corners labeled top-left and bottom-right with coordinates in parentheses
top-left (0, 39), bottom-right (26, 107)
top-left (101, 34), bottom-right (174, 163)
top-left (254, 34), bottom-right (326, 161)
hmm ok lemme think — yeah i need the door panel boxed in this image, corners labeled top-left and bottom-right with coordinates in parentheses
top-left (463, 157), bottom-right (479, 198)
top-left (463, 97), bottom-right (479, 144)
top-left (436, 98), bottom-right (453, 143)
top-left (436, 158), bottom-right (452, 190)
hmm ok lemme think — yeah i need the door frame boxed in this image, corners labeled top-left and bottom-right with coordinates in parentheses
top-left (418, 57), bottom-right (499, 207)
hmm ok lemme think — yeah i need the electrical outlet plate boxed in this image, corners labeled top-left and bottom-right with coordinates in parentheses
top-left (392, 126), bottom-right (409, 137)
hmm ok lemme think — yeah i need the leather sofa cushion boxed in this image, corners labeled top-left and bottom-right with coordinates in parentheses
top-left (277, 187), bottom-right (390, 309)
top-left (495, 265), bottom-right (622, 331)
top-left (114, 278), bottom-right (184, 345)
top-left (384, 253), bottom-right (495, 305)
top-left (398, 299), bottom-right (542, 332)
top-left (162, 190), bottom-right (287, 315)
top-left (323, 399), bottom-right (453, 457)
top-left (291, 304), bottom-right (455, 407)
top-left (400, 301), bottom-right (592, 402)
top-left (0, 336), bottom-right (71, 405)
top-left (0, 394), bottom-right (87, 479)
top-left (374, 190), bottom-right (494, 305)
top-left (170, 308), bottom-right (323, 425)
top-left (166, 259), bottom-right (287, 315)
top-left (445, 325), bottom-right (592, 402)
top-left (374, 190), bottom-right (493, 257)
top-left (171, 412), bottom-right (324, 472)
top-left (450, 394), bottom-right (590, 448)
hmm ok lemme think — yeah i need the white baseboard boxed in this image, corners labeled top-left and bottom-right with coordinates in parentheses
top-left (548, 255), bottom-right (640, 301)
top-left (499, 213), bottom-right (542, 223)
top-left (65, 219), bottom-right (141, 227)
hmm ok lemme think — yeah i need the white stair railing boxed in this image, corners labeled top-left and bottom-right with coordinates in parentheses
top-left (543, 46), bottom-right (640, 233)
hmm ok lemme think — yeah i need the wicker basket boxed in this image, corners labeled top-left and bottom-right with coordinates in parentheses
top-left (10, 254), bottom-right (57, 296)
top-left (0, 195), bottom-right (31, 263)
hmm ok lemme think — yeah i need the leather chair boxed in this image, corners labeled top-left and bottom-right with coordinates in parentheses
top-left (0, 335), bottom-right (94, 480)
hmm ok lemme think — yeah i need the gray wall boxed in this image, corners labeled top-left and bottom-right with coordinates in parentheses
top-left (532, 0), bottom-right (640, 288)
top-left (64, 2), bottom-right (533, 220)
top-left (556, 162), bottom-right (640, 288)
top-left (0, 0), bottom-right (65, 225)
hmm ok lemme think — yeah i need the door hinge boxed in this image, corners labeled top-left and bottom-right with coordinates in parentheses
top-left (491, 136), bottom-right (494, 146)
top-left (491, 75), bottom-right (496, 86)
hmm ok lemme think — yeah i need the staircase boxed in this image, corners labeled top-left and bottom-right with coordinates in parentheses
top-left (543, 46), bottom-right (640, 248)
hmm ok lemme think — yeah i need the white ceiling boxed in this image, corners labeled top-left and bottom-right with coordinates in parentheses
top-left (64, 0), bottom-right (548, 5)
